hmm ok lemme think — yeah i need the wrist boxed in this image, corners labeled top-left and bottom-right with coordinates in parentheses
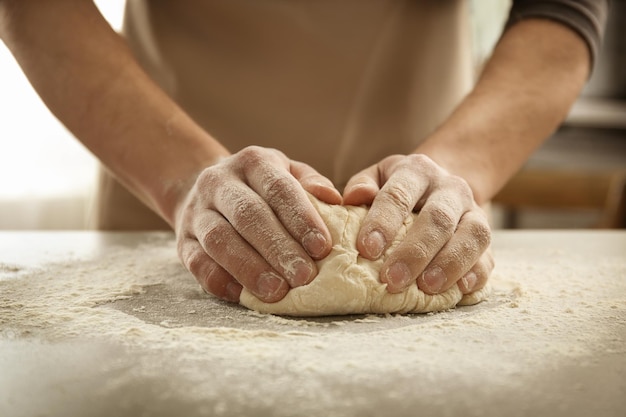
top-left (413, 19), bottom-right (590, 205)
top-left (412, 143), bottom-right (493, 206)
top-left (147, 128), bottom-right (230, 228)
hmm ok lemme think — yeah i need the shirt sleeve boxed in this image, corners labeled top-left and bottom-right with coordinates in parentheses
top-left (505, 0), bottom-right (610, 72)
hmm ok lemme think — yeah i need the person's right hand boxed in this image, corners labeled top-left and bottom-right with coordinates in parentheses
top-left (175, 146), bottom-right (342, 304)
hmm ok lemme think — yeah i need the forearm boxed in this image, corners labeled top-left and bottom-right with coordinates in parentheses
top-left (415, 18), bottom-right (590, 205)
top-left (0, 0), bottom-right (229, 225)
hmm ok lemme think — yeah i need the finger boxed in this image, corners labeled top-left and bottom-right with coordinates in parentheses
top-left (290, 160), bottom-right (342, 205)
top-left (417, 210), bottom-right (491, 294)
top-left (240, 148), bottom-right (333, 260)
top-left (212, 182), bottom-right (318, 287)
top-left (342, 164), bottom-right (380, 206)
top-left (177, 237), bottom-right (242, 302)
top-left (192, 209), bottom-right (290, 303)
top-left (356, 161), bottom-right (432, 260)
top-left (457, 248), bottom-right (494, 294)
top-left (380, 192), bottom-right (469, 293)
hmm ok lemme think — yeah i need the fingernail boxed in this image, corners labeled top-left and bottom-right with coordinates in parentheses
top-left (291, 260), bottom-right (314, 287)
top-left (385, 262), bottom-right (412, 291)
top-left (303, 230), bottom-right (327, 258)
top-left (461, 271), bottom-right (477, 292)
top-left (364, 230), bottom-right (386, 259)
top-left (226, 282), bottom-right (242, 302)
top-left (257, 272), bottom-right (286, 299)
top-left (422, 266), bottom-right (447, 293)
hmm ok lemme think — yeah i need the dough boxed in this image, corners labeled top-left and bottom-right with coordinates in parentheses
top-left (240, 196), bottom-right (488, 316)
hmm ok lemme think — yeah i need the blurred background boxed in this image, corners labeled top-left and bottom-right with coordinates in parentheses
top-left (0, 0), bottom-right (624, 230)
top-left (0, 0), bottom-right (124, 229)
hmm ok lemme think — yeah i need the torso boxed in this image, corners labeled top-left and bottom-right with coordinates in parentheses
top-left (123, 0), bottom-right (474, 188)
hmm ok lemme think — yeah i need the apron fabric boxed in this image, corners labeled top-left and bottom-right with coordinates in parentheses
top-left (92, 0), bottom-right (474, 230)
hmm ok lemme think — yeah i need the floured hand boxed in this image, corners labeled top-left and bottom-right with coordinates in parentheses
top-left (343, 154), bottom-right (493, 297)
top-left (175, 146), bottom-right (342, 303)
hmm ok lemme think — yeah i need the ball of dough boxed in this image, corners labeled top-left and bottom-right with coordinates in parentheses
top-left (239, 196), bottom-right (488, 316)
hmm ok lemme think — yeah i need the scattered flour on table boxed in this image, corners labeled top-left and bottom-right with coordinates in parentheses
top-left (1, 234), bottom-right (625, 417)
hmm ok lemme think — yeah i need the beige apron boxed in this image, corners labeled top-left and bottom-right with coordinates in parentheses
top-left (91, 0), bottom-right (474, 230)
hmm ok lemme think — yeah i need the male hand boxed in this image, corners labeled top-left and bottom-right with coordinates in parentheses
top-left (175, 146), bottom-right (342, 303)
top-left (343, 154), bottom-right (493, 295)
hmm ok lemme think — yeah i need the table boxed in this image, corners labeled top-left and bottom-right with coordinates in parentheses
top-left (1, 231), bottom-right (625, 417)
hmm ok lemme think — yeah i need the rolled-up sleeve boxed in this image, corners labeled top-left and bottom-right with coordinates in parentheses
top-left (506, 0), bottom-right (609, 71)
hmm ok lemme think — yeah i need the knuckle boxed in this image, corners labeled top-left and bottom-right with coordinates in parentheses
top-left (198, 264), bottom-right (224, 295)
top-left (446, 173), bottom-right (469, 190)
top-left (256, 233), bottom-right (288, 263)
top-left (465, 216), bottom-right (492, 249)
top-left (196, 167), bottom-right (220, 190)
top-left (214, 185), bottom-right (255, 227)
top-left (473, 253), bottom-right (495, 280)
top-left (447, 175), bottom-right (474, 201)
top-left (237, 146), bottom-right (266, 171)
top-left (426, 205), bottom-right (457, 232)
top-left (397, 239), bottom-right (429, 263)
top-left (406, 153), bottom-right (432, 167)
top-left (238, 145), bottom-right (264, 159)
top-left (382, 186), bottom-right (414, 214)
top-left (229, 199), bottom-right (259, 234)
top-left (200, 221), bottom-right (231, 253)
top-left (472, 269), bottom-right (490, 291)
top-left (233, 257), bottom-right (265, 285)
top-left (475, 223), bottom-right (492, 249)
top-left (183, 249), bottom-right (206, 277)
top-left (405, 154), bottom-right (437, 175)
top-left (262, 174), bottom-right (293, 202)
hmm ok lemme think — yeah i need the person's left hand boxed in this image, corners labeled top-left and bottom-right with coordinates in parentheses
top-left (343, 154), bottom-right (493, 296)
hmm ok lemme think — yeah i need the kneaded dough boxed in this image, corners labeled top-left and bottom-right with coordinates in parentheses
top-left (240, 196), bottom-right (489, 316)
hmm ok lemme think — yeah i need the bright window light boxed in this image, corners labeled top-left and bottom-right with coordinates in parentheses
top-left (0, 1), bottom-right (125, 200)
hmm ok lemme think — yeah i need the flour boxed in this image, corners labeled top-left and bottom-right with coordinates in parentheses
top-left (0, 263), bottom-right (21, 273)
top-left (1, 232), bottom-right (625, 417)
